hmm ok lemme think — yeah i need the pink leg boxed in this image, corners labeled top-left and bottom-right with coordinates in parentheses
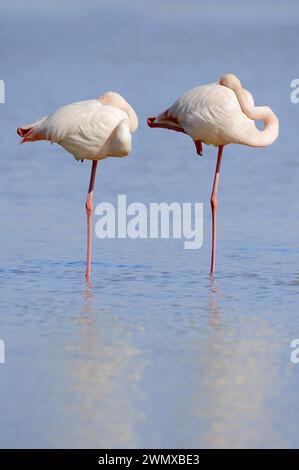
top-left (210, 145), bottom-right (224, 275)
top-left (85, 160), bottom-right (98, 281)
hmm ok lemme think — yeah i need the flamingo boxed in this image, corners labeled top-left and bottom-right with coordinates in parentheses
top-left (147, 74), bottom-right (279, 274)
top-left (17, 92), bottom-right (138, 280)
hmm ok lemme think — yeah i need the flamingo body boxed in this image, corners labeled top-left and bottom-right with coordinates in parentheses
top-left (149, 81), bottom-right (278, 148)
top-left (153, 84), bottom-right (254, 146)
top-left (18, 94), bottom-right (138, 161)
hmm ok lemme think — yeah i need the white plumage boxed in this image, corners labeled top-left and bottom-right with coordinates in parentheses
top-left (18, 92), bottom-right (138, 161)
top-left (150, 77), bottom-right (278, 148)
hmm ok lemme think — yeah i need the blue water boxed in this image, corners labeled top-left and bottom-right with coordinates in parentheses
top-left (0, 0), bottom-right (299, 448)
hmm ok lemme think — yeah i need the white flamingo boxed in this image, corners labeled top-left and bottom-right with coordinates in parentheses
top-left (148, 73), bottom-right (279, 274)
top-left (18, 92), bottom-right (138, 280)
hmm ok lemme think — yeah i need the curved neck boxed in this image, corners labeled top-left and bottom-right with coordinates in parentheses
top-left (123, 104), bottom-right (138, 134)
top-left (223, 79), bottom-right (279, 147)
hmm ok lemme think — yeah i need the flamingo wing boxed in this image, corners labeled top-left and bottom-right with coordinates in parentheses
top-left (151, 83), bottom-right (256, 146)
top-left (18, 100), bottom-right (130, 160)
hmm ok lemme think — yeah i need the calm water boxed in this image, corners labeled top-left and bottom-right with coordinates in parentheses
top-left (0, 0), bottom-right (299, 448)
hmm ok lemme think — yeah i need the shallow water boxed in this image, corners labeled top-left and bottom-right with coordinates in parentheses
top-left (0, 0), bottom-right (299, 448)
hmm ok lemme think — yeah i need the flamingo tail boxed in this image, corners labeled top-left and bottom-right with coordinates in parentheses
top-left (17, 117), bottom-right (48, 143)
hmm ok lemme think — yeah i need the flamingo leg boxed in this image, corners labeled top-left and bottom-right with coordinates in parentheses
top-left (210, 145), bottom-right (224, 275)
top-left (85, 160), bottom-right (98, 281)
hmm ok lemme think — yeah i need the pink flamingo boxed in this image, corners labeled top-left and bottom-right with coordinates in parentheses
top-left (148, 74), bottom-right (279, 274)
top-left (17, 92), bottom-right (138, 280)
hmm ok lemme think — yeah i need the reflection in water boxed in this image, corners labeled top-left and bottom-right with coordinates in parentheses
top-left (61, 284), bottom-right (144, 448)
top-left (193, 279), bottom-right (284, 448)
top-left (57, 278), bottom-right (286, 449)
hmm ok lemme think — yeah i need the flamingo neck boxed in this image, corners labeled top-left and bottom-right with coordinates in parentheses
top-left (221, 76), bottom-right (279, 147)
top-left (123, 104), bottom-right (138, 134)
